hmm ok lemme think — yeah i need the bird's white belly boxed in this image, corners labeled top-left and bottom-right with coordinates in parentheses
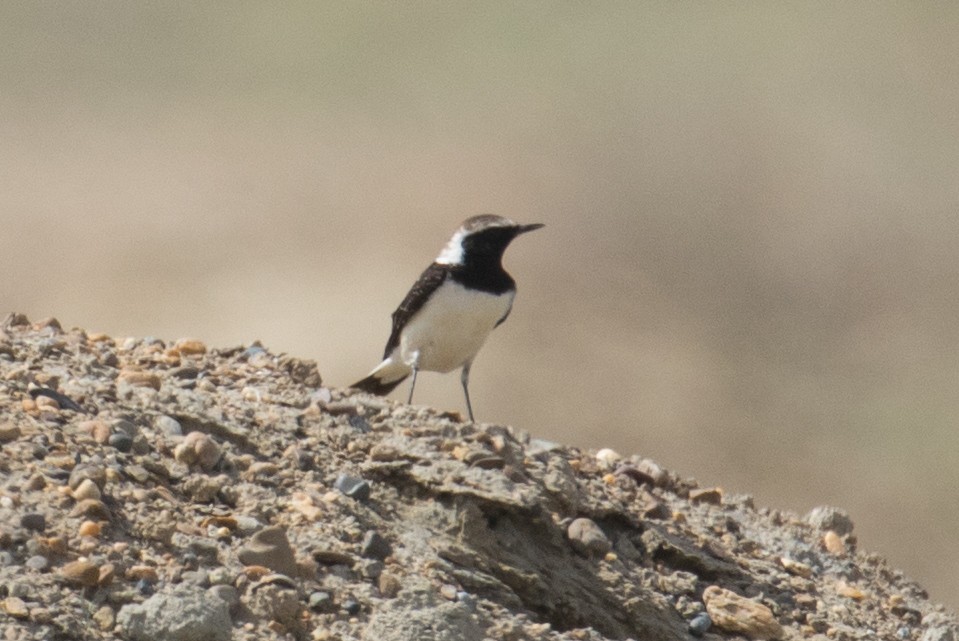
top-left (399, 281), bottom-right (513, 373)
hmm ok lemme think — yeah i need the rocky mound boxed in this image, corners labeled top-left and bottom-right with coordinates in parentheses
top-left (0, 312), bottom-right (955, 641)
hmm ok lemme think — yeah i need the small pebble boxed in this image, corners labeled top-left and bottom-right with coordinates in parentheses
top-left (69, 464), bottom-right (107, 491)
top-left (377, 573), bottom-right (401, 599)
top-left (689, 487), bottom-right (723, 506)
top-left (334, 473), bottom-right (371, 502)
top-left (112, 418), bottom-right (138, 436)
top-left (117, 369), bottom-right (162, 391)
top-left (360, 530), bottom-right (392, 560)
top-left (108, 432), bottom-right (133, 452)
top-left (194, 436), bottom-right (222, 471)
top-left (72, 478), bottom-right (102, 501)
top-left (98, 563), bottom-right (116, 587)
top-left (703, 585), bottom-right (783, 640)
top-left (20, 512), bottom-right (46, 532)
top-left (155, 415), bottom-right (183, 435)
top-left (780, 556), bottom-right (812, 578)
top-left (70, 499), bottom-right (110, 520)
top-left (309, 591), bottom-right (335, 612)
top-left (136, 578), bottom-right (155, 595)
top-left (126, 565), bottom-right (160, 582)
top-left (175, 338), bottom-right (207, 356)
top-left (439, 584), bottom-right (458, 601)
top-left (688, 612), bottom-right (712, 637)
top-left (93, 605), bottom-right (115, 631)
top-left (359, 559), bottom-right (384, 579)
top-left (342, 599), bottom-right (362, 615)
top-left (61, 559), bottom-right (100, 587)
top-left (26, 555), bottom-right (49, 571)
top-left (78, 521), bottom-right (101, 537)
top-left (3, 596), bottom-right (29, 619)
top-left (822, 530), bottom-right (846, 556)
top-left (567, 518), bottom-right (611, 557)
top-left (595, 447), bottom-right (622, 468)
top-left (237, 525), bottom-right (298, 577)
top-left (0, 423), bottom-right (21, 442)
top-left (125, 464), bottom-right (151, 483)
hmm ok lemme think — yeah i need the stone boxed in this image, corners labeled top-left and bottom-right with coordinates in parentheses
top-left (3, 312), bottom-right (30, 327)
top-left (309, 591), bottom-right (335, 612)
top-left (79, 521), bottom-right (101, 537)
top-left (703, 585), bottom-right (783, 640)
top-left (567, 517), bottom-right (611, 557)
top-left (836, 580), bottom-right (868, 601)
top-left (118, 369), bottom-right (162, 391)
top-left (0, 423), bottom-right (21, 442)
top-left (93, 605), bottom-right (115, 630)
top-left (689, 487), bottom-right (723, 505)
top-left (822, 530), bottom-right (846, 556)
top-left (806, 506), bottom-right (854, 535)
top-left (26, 555), bottom-right (49, 571)
top-left (779, 556), bottom-right (812, 578)
top-left (108, 431), bottom-right (134, 452)
top-left (98, 563), bottom-right (115, 587)
top-left (360, 530), bottom-right (392, 560)
top-left (595, 447), bottom-right (622, 468)
top-left (334, 473), bottom-right (371, 501)
top-left (73, 478), bottom-right (102, 501)
top-left (175, 339), bottom-right (208, 356)
top-left (61, 559), bottom-right (100, 587)
top-left (247, 581), bottom-right (302, 628)
top-left (70, 499), bottom-right (111, 520)
top-left (117, 583), bottom-right (232, 641)
top-left (688, 612), bottom-right (712, 637)
top-left (126, 565), bottom-right (160, 582)
top-left (237, 525), bottom-right (297, 576)
top-left (69, 463), bottom-right (107, 490)
top-left (92, 421), bottom-right (112, 443)
top-left (3, 596), bottom-right (29, 619)
top-left (194, 435), bottom-right (222, 471)
top-left (20, 512), bottom-right (46, 532)
top-left (634, 458), bottom-right (668, 486)
top-left (155, 415), bottom-right (183, 435)
top-left (378, 572), bottom-right (402, 599)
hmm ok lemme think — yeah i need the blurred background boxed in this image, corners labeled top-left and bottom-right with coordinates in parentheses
top-left (2, 2), bottom-right (958, 609)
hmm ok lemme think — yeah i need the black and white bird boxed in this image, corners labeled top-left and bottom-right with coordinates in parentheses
top-left (351, 214), bottom-right (543, 421)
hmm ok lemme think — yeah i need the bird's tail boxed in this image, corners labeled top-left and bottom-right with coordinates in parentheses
top-left (350, 358), bottom-right (410, 396)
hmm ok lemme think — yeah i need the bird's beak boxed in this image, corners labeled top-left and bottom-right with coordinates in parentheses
top-left (515, 223), bottom-right (545, 234)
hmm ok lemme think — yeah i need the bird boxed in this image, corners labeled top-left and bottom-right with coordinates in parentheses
top-left (351, 214), bottom-right (543, 421)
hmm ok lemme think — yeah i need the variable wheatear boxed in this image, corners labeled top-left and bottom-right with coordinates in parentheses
top-left (351, 215), bottom-right (543, 421)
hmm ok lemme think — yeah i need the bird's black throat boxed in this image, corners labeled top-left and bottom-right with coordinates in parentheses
top-left (449, 226), bottom-right (521, 295)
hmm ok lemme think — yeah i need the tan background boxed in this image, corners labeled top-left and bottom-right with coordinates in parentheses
top-left (2, 3), bottom-right (958, 609)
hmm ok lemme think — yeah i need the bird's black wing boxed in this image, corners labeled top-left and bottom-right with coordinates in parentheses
top-left (383, 263), bottom-right (450, 358)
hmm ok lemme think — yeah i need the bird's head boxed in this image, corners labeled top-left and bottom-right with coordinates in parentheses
top-left (436, 215), bottom-right (544, 266)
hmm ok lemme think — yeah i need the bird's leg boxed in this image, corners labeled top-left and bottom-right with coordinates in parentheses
top-left (460, 362), bottom-right (475, 423)
top-left (407, 365), bottom-right (419, 405)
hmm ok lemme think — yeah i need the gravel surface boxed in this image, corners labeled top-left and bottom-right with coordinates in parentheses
top-left (0, 312), bottom-right (955, 641)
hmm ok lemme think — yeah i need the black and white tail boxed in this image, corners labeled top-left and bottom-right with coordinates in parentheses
top-left (350, 358), bottom-right (410, 396)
